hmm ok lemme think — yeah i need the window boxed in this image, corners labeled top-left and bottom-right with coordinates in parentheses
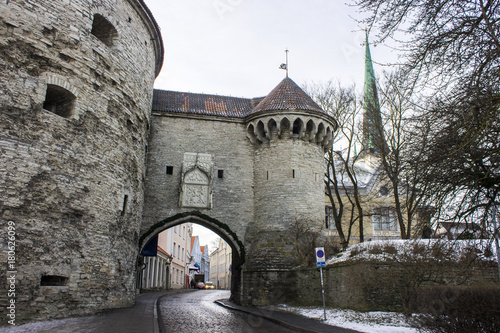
top-left (182, 248), bottom-right (184, 260)
top-left (373, 207), bottom-right (397, 231)
top-left (173, 242), bottom-right (176, 257)
top-left (325, 206), bottom-right (335, 229)
top-left (218, 170), bottom-right (224, 178)
top-left (43, 84), bottom-right (76, 118)
top-left (121, 194), bottom-right (128, 216)
top-left (40, 275), bottom-right (68, 286)
top-left (183, 226), bottom-right (185, 239)
top-left (91, 14), bottom-right (118, 47)
top-left (166, 166), bottom-right (173, 175)
top-left (178, 245), bottom-right (180, 260)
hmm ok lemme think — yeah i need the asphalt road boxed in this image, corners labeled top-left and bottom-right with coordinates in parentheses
top-left (158, 289), bottom-right (299, 333)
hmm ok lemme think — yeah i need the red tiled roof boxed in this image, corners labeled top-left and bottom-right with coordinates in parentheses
top-left (152, 90), bottom-right (256, 118)
top-left (200, 245), bottom-right (205, 253)
top-left (151, 77), bottom-right (327, 118)
top-left (250, 77), bottom-right (324, 115)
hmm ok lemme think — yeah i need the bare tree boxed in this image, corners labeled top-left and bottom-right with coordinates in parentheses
top-left (305, 81), bottom-right (370, 247)
top-left (372, 70), bottom-right (436, 239)
top-left (352, 0), bottom-right (500, 236)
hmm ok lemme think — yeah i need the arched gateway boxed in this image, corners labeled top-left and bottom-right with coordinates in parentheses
top-left (142, 77), bottom-right (336, 305)
top-left (139, 211), bottom-right (245, 301)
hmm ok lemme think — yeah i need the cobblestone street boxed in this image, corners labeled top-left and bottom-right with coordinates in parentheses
top-left (158, 290), bottom-right (297, 333)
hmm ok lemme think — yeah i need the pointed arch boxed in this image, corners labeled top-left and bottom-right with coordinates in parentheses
top-left (305, 119), bottom-right (316, 142)
top-left (247, 124), bottom-right (257, 144)
top-left (280, 117), bottom-right (291, 139)
top-left (316, 122), bottom-right (326, 143)
top-left (256, 120), bottom-right (267, 143)
top-left (267, 118), bottom-right (278, 140)
top-left (292, 118), bottom-right (304, 138)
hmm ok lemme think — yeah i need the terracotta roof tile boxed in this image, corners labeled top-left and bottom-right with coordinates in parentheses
top-left (152, 90), bottom-right (253, 118)
top-left (250, 77), bottom-right (324, 115)
top-left (151, 77), bottom-right (326, 118)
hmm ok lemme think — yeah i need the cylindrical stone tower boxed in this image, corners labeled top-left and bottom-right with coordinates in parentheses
top-left (243, 77), bottom-right (336, 305)
top-left (0, 0), bottom-right (163, 321)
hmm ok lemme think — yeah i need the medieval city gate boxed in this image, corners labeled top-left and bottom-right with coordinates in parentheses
top-left (1, 0), bottom-right (336, 322)
top-left (141, 83), bottom-right (336, 305)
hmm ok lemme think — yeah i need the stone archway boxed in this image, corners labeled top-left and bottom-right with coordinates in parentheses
top-left (138, 211), bottom-right (245, 303)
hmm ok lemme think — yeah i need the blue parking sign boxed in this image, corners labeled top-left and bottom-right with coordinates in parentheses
top-left (315, 247), bottom-right (326, 267)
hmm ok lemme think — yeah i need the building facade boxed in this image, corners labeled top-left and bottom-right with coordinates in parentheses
top-left (190, 236), bottom-right (210, 284)
top-left (209, 238), bottom-right (232, 289)
top-left (140, 223), bottom-right (192, 290)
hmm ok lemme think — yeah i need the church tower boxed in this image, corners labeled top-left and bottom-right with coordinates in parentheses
top-left (362, 34), bottom-right (385, 155)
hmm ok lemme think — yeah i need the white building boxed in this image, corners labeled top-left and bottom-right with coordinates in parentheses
top-left (141, 223), bottom-right (192, 290)
top-left (209, 238), bottom-right (232, 289)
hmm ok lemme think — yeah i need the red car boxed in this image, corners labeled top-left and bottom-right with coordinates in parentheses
top-left (195, 282), bottom-right (205, 289)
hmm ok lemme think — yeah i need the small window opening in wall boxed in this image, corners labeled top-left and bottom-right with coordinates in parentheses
top-left (166, 166), bottom-right (174, 175)
top-left (266, 171), bottom-right (269, 180)
top-left (43, 84), bottom-right (76, 118)
top-left (91, 14), bottom-right (118, 47)
top-left (218, 170), bottom-right (224, 179)
top-left (121, 194), bottom-right (128, 216)
top-left (292, 169), bottom-right (295, 178)
top-left (40, 275), bottom-right (68, 286)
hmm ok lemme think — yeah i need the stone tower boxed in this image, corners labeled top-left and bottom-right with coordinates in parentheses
top-left (243, 77), bottom-right (336, 304)
top-left (0, 0), bottom-right (163, 321)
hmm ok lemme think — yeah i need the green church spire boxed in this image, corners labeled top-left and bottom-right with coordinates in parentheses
top-left (362, 33), bottom-right (384, 154)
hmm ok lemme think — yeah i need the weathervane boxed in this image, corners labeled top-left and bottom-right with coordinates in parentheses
top-left (279, 48), bottom-right (289, 77)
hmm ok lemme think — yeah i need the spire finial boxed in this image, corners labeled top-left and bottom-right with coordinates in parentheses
top-left (279, 48), bottom-right (289, 77)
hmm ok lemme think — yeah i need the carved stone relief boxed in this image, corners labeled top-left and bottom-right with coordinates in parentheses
top-left (179, 153), bottom-right (213, 209)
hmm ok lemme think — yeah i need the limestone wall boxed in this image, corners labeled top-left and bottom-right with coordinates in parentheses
top-left (142, 115), bottom-right (255, 248)
top-left (0, 0), bottom-right (161, 322)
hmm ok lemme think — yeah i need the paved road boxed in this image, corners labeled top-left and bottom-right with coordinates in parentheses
top-left (158, 290), bottom-right (298, 333)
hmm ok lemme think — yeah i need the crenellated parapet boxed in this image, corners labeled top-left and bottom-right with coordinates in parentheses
top-left (246, 114), bottom-right (335, 149)
top-left (244, 77), bottom-right (336, 150)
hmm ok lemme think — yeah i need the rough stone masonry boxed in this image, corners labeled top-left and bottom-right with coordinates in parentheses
top-left (0, 0), bottom-right (336, 323)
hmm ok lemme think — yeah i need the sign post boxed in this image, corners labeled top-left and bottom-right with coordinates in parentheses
top-left (315, 247), bottom-right (327, 321)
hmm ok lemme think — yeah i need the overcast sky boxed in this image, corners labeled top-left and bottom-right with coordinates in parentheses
top-left (143, 0), bottom-right (397, 98)
top-left (143, 1), bottom-right (398, 247)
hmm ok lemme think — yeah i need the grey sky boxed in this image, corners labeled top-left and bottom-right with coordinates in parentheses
top-left (144, 0), bottom-right (395, 98)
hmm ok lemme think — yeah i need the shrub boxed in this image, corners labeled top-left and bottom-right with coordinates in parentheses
top-left (368, 245), bottom-right (383, 255)
top-left (412, 285), bottom-right (500, 333)
top-left (382, 245), bottom-right (398, 255)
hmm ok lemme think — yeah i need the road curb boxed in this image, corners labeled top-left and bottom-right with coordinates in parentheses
top-left (154, 294), bottom-right (161, 333)
top-left (214, 299), bottom-right (322, 333)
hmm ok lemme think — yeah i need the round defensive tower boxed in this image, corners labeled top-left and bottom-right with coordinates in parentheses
top-left (0, 0), bottom-right (162, 321)
top-left (243, 77), bottom-right (336, 305)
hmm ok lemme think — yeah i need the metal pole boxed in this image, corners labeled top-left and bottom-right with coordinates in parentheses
top-left (492, 203), bottom-right (500, 281)
top-left (319, 267), bottom-right (327, 321)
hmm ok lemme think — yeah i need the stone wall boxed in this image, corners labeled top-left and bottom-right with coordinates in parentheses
top-left (142, 114), bottom-right (255, 245)
top-left (0, 0), bottom-right (161, 322)
top-left (287, 260), bottom-right (500, 312)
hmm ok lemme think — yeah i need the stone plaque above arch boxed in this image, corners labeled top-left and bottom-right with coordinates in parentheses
top-left (179, 153), bottom-right (213, 209)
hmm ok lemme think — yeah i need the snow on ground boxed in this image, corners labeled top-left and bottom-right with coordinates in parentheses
top-left (275, 305), bottom-right (419, 333)
top-left (327, 238), bottom-right (498, 265)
